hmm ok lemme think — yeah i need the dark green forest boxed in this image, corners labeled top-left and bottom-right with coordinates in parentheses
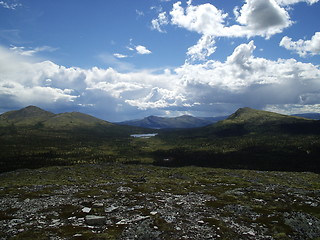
top-left (1, 106), bottom-right (319, 173)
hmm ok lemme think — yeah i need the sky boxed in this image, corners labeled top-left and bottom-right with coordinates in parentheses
top-left (0, 0), bottom-right (320, 121)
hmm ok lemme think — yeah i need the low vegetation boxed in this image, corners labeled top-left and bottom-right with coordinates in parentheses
top-left (0, 106), bottom-right (319, 239)
top-left (1, 163), bottom-right (320, 239)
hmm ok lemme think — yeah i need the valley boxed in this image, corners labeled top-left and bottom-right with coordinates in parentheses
top-left (0, 106), bottom-right (320, 239)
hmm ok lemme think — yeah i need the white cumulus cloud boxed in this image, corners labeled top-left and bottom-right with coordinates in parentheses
top-left (280, 32), bottom-right (320, 57)
top-left (170, 1), bottom-right (228, 36)
top-left (169, 0), bottom-right (292, 38)
top-left (160, 0), bottom-right (294, 62)
top-left (274, 0), bottom-right (319, 5)
top-left (9, 45), bottom-right (57, 56)
top-left (113, 53), bottom-right (128, 59)
top-left (234, 0), bottom-right (292, 38)
top-left (1, 43), bottom-right (320, 121)
top-left (0, 0), bottom-right (21, 10)
top-left (135, 45), bottom-right (152, 55)
top-left (187, 35), bottom-right (216, 62)
top-left (151, 12), bottom-right (169, 33)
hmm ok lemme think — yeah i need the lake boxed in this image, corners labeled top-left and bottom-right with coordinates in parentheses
top-left (130, 133), bottom-right (158, 138)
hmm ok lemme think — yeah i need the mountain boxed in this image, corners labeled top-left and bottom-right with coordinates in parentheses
top-left (156, 108), bottom-right (320, 172)
top-left (292, 113), bottom-right (320, 120)
top-left (0, 106), bottom-right (114, 129)
top-left (198, 116), bottom-right (228, 122)
top-left (117, 115), bottom-right (222, 129)
top-left (1, 106), bottom-right (320, 173)
top-left (199, 107), bottom-right (318, 137)
top-left (0, 106), bottom-right (55, 126)
top-left (221, 107), bottom-right (308, 125)
top-left (43, 111), bottom-right (113, 128)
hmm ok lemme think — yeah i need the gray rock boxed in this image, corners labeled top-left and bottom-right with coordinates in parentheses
top-left (120, 219), bottom-right (161, 240)
top-left (85, 215), bottom-right (106, 226)
top-left (82, 207), bottom-right (91, 213)
top-left (117, 186), bottom-right (133, 193)
top-left (284, 212), bottom-right (320, 239)
top-left (93, 203), bottom-right (104, 208)
top-left (105, 205), bottom-right (119, 213)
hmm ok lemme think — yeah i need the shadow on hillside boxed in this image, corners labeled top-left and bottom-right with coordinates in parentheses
top-left (153, 146), bottom-right (320, 173)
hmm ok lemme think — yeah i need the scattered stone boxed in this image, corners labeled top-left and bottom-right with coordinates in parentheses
top-left (284, 212), bottom-right (320, 239)
top-left (131, 215), bottom-right (149, 223)
top-left (52, 219), bottom-right (60, 224)
top-left (117, 186), bottom-right (133, 193)
top-left (116, 219), bottom-right (129, 225)
top-left (116, 216), bottom-right (149, 225)
top-left (82, 207), bottom-right (91, 213)
top-left (150, 211), bottom-right (158, 216)
top-left (85, 215), bottom-right (106, 226)
top-left (93, 203), bottom-right (104, 208)
top-left (120, 219), bottom-right (161, 240)
top-left (0, 164), bottom-right (319, 240)
top-left (105, 205), bottom-right (119, 213)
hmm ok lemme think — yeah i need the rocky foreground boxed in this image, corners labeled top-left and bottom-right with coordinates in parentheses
top-left (0, 163), bottom-right (319, 240)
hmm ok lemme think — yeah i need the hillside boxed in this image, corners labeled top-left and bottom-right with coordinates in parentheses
top-left (0, 163), bottom-right (319, 240)
top-left (204, 107), bottom-right (318, 136)
top-left (118, 115), bottom-right (221, 129)
top-left (0, 106), bottom-right (320, 239)
top-left (0, 106), bottom-right (149, 172)
top-left (0, 106), bottom-right (114, 129)
top-left (154, 108), bottom-right (320, 171)
top-left (1, 106), bottom-right (320, 173)
top-left (43, 111), bottom-right (113, 128)
top-left (220, 107), bottom-right (308, 125)
top-left (0, 106), bottom-right (55, 126)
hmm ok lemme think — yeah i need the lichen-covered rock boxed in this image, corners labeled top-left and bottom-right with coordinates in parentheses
top-left (120, 219), bottom-right (161, 240)
top-left (85, 215), bottom-right (106, 226)
top-left (0, 163), bottom-right (319, 240)
top-left (284, 212), bottom-right (320, 239)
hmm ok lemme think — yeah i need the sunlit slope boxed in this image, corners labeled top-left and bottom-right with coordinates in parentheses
top-left (118, 115), bottom-right (217, 129)
top-left (43, 111), bottom-right (114, 128)
top-left (202, 107), bottom-right (317, 136)
top-left (222, 107), bottom-right (308, 124)
top-left (0, 106), bottom-right (55, 126)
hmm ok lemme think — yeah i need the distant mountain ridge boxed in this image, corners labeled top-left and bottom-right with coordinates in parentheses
top-left (223, 107), bottom-right (308, 124)
top-left (0, 106), bottom-right (113, 128)
top-left (1, 106), bottom-right (320, 173)
top-left (202, 107), bottom-right (318, 137)
top-left (0, 106), bottom-right (55, 125)
top-left (1, 106), bottom-right (319, 131)
top-left (117, 115), bottom-right (227, 129)
top-left (292, 113), bottom-right (320, 120)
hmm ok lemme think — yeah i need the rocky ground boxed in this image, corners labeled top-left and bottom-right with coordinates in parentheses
top-left (0, 163), bottom-right (319, 240)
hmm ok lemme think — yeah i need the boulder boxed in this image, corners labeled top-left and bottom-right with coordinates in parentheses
top-left (82, 207), bottom-right (91, 213)
top-left (85, 215), bottom-right (106, 226)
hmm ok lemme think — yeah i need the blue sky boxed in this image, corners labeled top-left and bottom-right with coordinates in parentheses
top-left (0, 0), bottom-right (320, 121)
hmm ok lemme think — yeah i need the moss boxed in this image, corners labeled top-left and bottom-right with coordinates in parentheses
top-left (1, 163), bottom-right (320, 239)
top-left (102, 226), bottom-right (125, 239)
top-left (152, 215), bottom-right (175, 233)
top-left (11, 230), bottom-right (49, 240)
top-left (0, 210), bottom-right (15, 220)
top-left (58, 204), bottom-right (85, 219)
top-left (54, 225), bottom-right (90, 238)
top-left (205, 200), bottom-right (227, 209)
top-left (203, 217), bottom-right (239, 239)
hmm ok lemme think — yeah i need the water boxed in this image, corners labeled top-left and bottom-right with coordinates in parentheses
top-left (130, 133), bottom-right (158, 138)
